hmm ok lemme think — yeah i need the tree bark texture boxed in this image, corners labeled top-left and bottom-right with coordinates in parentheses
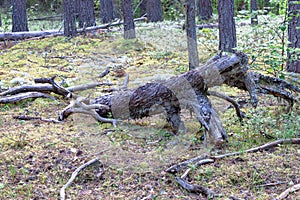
top-left (287, 0), bottom-right (300, 73)
top-left (0, 9), bottom-right (2, 27)
top-left (250, 0), bottom-right (258, 25)
top-left (122, 0), bottom-right (136, 39)
top-left (185, 0), bottom-right (200, 70)
top-left (63, 0), bottom-right (76, 37)
top-left (197, 0), bottom-right (213, 20)
top-left (146, 0), bottom-right (163, 22)
top-left (12, 0), bottom-right (29, 32)
top-left (78, 0), bottom-right (96, 28)
top-left (218, 0), bottom-right (236, 52)
top-left (100, 0), bottom-right (114, 24)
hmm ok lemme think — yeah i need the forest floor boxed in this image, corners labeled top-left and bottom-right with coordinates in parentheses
top-left (0, 21), bottom-right (299, 200)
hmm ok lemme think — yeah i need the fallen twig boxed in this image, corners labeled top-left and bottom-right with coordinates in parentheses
top-left (213, 138), bottom-right (300, 159)
top-left (0, 92), bottom-right (56, 103)
top-left (13, 115), bottom-right (61, 123)
top-left (276, 183), bottom-right (300, 200)
top-left (166, 155), bottom-right (213, 174)
top-left (256, 181), bottom-right (288, 188)
top-left (60, 157), bottom-right (100, 200)
top-left (166, 138), bottom-right (300, 174)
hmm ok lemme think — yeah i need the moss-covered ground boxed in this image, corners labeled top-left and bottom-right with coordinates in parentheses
top-left (0, 21), bottom-right (299, 199)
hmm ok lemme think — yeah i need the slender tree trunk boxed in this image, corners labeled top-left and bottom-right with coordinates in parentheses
top-left (287, 0), bottom-right (300, 73)
top-left (0, 10), bottom-right (2, 27)
top-left (63, 0), bottom-right (76, 37)
top-left (185, 0), bottom-right (199, 70)
top-left (197, 0), bottom-right (213, 20)
top-left (100, 0), bottom-right (114, 23)
top-left (218, 0), bottom-right (236, 52)
top-left (250, 0), bottom-right (258, 25)
top-left (122, 0), bottom-right (136, 39)
top-left (146, 0), bottom-right (163, 22)
top-left (12, 0), bottom-right (29, 32)
top-left (78, 0), bottom-right (96, 28)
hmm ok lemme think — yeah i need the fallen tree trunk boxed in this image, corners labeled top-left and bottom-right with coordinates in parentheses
top-left (0, 17), bottom-right (146, 41)
top-left (1, 52), bottom-right (299, 145)
top-left (59, 52), bottom-right (299, 145)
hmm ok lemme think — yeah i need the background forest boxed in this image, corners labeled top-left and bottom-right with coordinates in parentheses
top-left (0, 0), bottom-right (299, 199)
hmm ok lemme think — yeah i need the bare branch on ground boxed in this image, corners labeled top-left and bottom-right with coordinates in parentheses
top-left (166, 138), bottom-right (300, 174)
top-left (175, 177), bottom-right (215, 197)
top-left (0, 92), bottom-right (56, 103)
top-left (12, 115), bottom-right (61, 123)
top-left (60, 157), bottom-right (101, 200)
top-left (276, 183), bottom-right (300, 200)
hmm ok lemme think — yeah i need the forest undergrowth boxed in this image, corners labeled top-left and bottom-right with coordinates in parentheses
top-left (0, 18), bottom-right (299, 199)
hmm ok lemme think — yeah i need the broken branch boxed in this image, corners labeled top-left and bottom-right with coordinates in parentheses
top-left (276, 183), bottom-right (300, 200)
top-left (60, 157), bottom-right (100, 200)
top-left (166, 138), bottom-right (300, 174)
top-left (0, 92), bottom-right (56, 103)
top-left (175, 177), bottom-right (215, 197)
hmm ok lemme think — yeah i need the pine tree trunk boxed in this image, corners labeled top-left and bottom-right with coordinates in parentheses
top-left (287, 0), bottom-right (300, 73)
top-left (146, 0), bottom-right (163, 22)
top-left (78, 0), bottom-right (96, 28)
top-left (122, 0), bottom-right (136, 39)
top-left (0, 10), bottom-right (2, 27)
top-left (185, 0), bottom-right (199, 70)
top-left (12, 0), bottom-right (28, 32)
top-left (218, 0), bottom-right (236, 52)
top-left (100, 0), bottom-right (114, 23)
top-left (250, 0), bottom-right (258, 25)
top-left (63, 0), bottom-right (76, 37)
top-left (197, 0), bottom-right (213, 20)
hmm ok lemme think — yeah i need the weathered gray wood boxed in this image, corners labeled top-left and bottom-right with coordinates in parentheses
top-left (89, 53), bottom-right (249, 143)
top-left (0, 17), bottom-right (146, 41)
